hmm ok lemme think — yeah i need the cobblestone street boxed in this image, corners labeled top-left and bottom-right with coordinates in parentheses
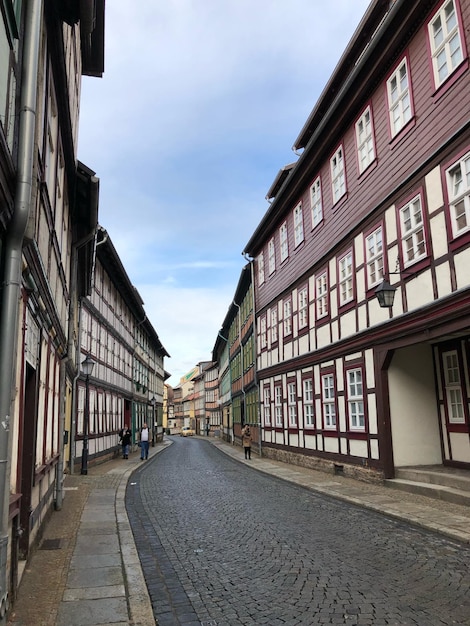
top-left (126, 438), bottom-right (470, 626)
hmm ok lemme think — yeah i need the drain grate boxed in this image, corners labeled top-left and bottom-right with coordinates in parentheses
top-left (40, 538), bottom-right (62, 550)
top-left (201, 622), bottom-right (217, 626)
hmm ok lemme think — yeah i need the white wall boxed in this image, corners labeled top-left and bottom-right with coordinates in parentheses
top-left (389, 344), bottom-right (442, 467)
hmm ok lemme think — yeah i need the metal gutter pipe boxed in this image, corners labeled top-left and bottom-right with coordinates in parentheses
top-left (0, 0), bottom-right (43, 616)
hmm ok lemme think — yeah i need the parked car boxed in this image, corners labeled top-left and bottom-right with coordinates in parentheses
top-left (180, 426), bottom-right (195, 437)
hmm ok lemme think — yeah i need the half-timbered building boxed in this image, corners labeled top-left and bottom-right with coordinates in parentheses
top-left (0, 0), bottom-right (105, 612)
top-left (76, 228), bottom-right (168, 467)
top-left (243, 0), bottom-right (470, 479)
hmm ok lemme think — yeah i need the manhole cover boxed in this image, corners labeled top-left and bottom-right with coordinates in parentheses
top-left (40, 538), bottom-right (62, 550)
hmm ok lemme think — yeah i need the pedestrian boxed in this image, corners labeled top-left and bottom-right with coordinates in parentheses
top-left (241, 424), bottom-right (252, 460)
top-left (119, 424), bottom-right (132, 459)
top-left (139, 422), bottom-right (150, 460)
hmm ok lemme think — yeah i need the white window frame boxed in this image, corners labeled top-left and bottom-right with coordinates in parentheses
top-left (258, 252), bottom-right (265, 286)
top-left (294, 202), bottom-right (304, 247)
top-left (366, 227), bottom-right (384, 287)
top-left (400, 194), bottom-right (426, 267)
top-left (260, 316), bottom-right (267, 350)
top-left (280, 222), bottom-right (289, 262)
top-left (274, 386), bottom-right (283, 427)
top-left (310, 177), bottom-right (323, 228)
top-left (446, 151), bottom-right (470, 237)
top-left (298, 287), bottom-right (308, 330)
top-left (356, 106), bottom-right (375, 173)
top-left (288, 382), bottom-right (297, 427)
top-left (268, 237), bottom-right (276, 275)
top-left (322, 374), bottom-right (336, 429)
top-left (443, 350), bottom-right (465, 423)
top-left (263, 386), bottom-right (271, 426)
top-left (347, 368), bottom-right (365, 430)
top-left (316, 271), bottom-right (328, 319)
top-left (428, 0), bottom-right (463, 88)
top-left (331, 145), bottom-right (346, 203)
top-left (387, 58), bottom-right (412, 137)
top-left (303, 378), bottom-right (314, 428)
top-left (270, 307), bottom-right (278, 343)
top-left (283, 299), bottom-right (292, 336)
top-left (338, 251), bottom-right (354, 306)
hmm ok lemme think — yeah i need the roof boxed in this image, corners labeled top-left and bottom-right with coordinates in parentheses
top-left (265, 163), bottom-right (297, 201)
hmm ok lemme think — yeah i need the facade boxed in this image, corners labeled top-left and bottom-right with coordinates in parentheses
top-left (204, 362), bottom-right (220, 436)
top-left (0, 0), bottom-right (105, 613)
top-left (242, 0), bottom-right (470, 478)
top-left (212, 326), bottom-right (232, 443)
top-left (214, 264), bottom-right (259, 447)
top-left (75, 229), bottom-right (169, 469)
top-left (173, 386), bottom-right (184, 433)
top-left (192, 372), bottom-right (205, 434)
top-left (164, 384), bottom-right (177, 433)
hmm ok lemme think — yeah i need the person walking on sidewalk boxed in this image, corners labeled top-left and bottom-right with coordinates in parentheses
top-left (139, 423), bottom-right (150, 460)
top-left (119, 424), bottom-right (132, 459)
top-left (241, 424), bottom-right (252, 460)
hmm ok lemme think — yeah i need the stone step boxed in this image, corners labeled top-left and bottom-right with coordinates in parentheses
top-left (384, 478), bottom-right (470, 507)
top-left (395, 467), bottom-right (470, 493)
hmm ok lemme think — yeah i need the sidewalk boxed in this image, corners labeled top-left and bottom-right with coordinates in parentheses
top-left (7, 442), bottom-right (170, 626)
top-left (7, 437), bottom-right (470, 626)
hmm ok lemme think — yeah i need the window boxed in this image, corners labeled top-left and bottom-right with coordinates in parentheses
top-left (316, 271), bottom-right (328, 319)
top-left (310, 177), bottom-right (323, 227)
top-left (298, 287), bottom-right (308, 330)
top-left (322, 374), bottom-right (336, 428)
top-left (338, 251), bottom-right (354, 306)
top-left (387, 58), bottom-right (412, 137)
top-left (260, 316), bottom-right (267, 350)
top-left (443, 350), bottom-right (465, 423)
top-left (274, 386), bottom-right (283, 427)
top-left (268, 238), bottom-right (276, 274)
top-left (356, 107), bottom-right (375, 173)
top-left (294, 203), bottom-right (304, 247)
top-left (365, 227), bottom-right (384, 287)
top-left (283, 299), bottom-right (292, 336)
top-left (446, 151), bottom-right (470, 237)
top-left (263, 386), bottom-right (271, 426)
top-left (303, 378), bottom-right (314, 428)
top-left (280, 222), bottom-right (288, 262)
top-left (331, 145), bottom-right (346, 203)
top-left (258, 252), bottom-right (265, 285)
top-left (347, 368), bottom-right (365, 430)
top-left (288, 382), bottom-right (297, 427)
top-left (400, 195), bottom-right (426, 266)
top-left (429, 0), bottom-right (463, 88)
top-left (270, 307), bottom-right (278, 343)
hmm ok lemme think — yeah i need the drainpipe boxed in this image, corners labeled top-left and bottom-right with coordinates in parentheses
top-left (0, 0), bottom-right (43, 617)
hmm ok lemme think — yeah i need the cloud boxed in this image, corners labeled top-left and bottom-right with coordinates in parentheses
top-left (78, 0), bottom-right (371, 385)
top-left (139, 283), bottom-right (236, 386)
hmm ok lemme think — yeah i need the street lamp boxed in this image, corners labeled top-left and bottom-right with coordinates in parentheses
top-left (81, 354), bottom-right (95, 475)
top-left (375, 279), bottom-right (397, 308)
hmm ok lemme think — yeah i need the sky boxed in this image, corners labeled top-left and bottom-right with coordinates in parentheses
top-left (77, 0), bottom-right (371, 388)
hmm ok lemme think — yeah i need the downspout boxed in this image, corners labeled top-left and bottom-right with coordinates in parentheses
top-left (0, 0), bottom-right (43, 617)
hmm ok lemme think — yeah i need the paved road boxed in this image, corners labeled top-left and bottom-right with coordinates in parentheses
top-left (126, 438), bottom-right (470, 626)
